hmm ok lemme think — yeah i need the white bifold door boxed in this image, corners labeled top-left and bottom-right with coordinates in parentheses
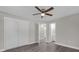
top-left (4, 17), bottom-right (18, 49)
top-left (4, 17), bottom-right (31, 50)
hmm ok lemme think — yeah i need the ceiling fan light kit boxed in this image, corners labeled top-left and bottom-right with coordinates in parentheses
top-left (41, 13), bottom-right (45, 16)
top-left (32, 6), bottom-right (54, 19)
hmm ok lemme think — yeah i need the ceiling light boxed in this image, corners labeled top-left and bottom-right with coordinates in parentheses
top-left (41, 13), bottom-right (45, 16)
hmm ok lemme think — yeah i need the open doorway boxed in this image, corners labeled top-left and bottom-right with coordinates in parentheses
top-left (38, 23), bottom-right (56, 51)
top-left (38, 23), bottom-right (47, 43)
top-left (38, 23), bottom-right (56, 43)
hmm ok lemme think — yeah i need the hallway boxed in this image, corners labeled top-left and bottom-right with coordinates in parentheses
top-left (4, 42), bottom-right (79, 52)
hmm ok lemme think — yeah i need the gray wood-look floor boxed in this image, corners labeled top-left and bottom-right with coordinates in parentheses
top-left (4, 42), bottom-right (79, 52)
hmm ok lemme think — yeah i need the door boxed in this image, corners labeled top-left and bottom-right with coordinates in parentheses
top-left (50, 23), bottom-right (56, 42)
top-left (4, 17), bottom-right (18, 49)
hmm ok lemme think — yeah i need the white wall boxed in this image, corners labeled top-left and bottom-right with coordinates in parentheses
top-left (56, 13), bottom-right (79, 49)
top-left (3, 16), bottom-right (37, 50)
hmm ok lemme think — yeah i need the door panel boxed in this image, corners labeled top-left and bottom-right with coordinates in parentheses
top-left (4, 17), bottom-right (18, 49)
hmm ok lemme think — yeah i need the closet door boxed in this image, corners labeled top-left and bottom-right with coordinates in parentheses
top-left (18, 20), bottom-right (30, 46)
top-left (0, 15), bottom-right (4, 50)
top-left (29, 22), bottom-right (36, 44)
top-left (4, 17), bottom-right (18, 49)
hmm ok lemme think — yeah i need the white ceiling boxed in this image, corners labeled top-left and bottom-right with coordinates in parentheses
top-left (0, 6), bottom-right (79, 22)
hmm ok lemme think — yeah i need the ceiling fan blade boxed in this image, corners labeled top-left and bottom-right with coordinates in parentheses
top-left (45, 7), bottom-right (54, 12)
top-left (35, 6), bottom-right (42, 12)
top-left (32, 13), bottom-right (41, 15)
top-left (45, 13), bottom-right (53, 16)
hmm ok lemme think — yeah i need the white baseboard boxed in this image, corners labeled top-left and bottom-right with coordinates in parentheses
top-left (0, 42), bottom-right (38, 52)
top-left (55, 42), bottom-right (79, 50)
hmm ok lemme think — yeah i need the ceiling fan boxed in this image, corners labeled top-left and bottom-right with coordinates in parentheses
top-left (32, 6), bottom-right (54, 19)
